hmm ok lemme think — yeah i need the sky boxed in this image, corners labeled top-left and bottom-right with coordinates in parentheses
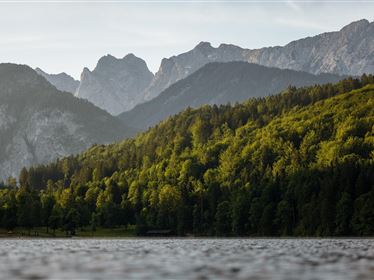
top-left (0, 0), bottom-right (373, 79)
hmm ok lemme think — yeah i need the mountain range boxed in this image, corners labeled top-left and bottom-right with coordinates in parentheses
top-left (143, 19), bottom-right (373, 101)
top-left (37, 19), bottom-right (374, 116)
top-left (0, 64), bottom-right (133, 181)
top-left (119, 61), bottom-right (343, 130)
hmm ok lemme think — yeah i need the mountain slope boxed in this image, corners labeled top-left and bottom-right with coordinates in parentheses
top-left (144, 19), bottom-right (373, 100)
top-left (0, 63), bottom-right (133, 181)
top-left (35, 67), bottom-right (79, 93)
top-left (119, 61), bottom-right (342, 130)
top-left (75, 54), bottom-right (154, 115)
top-left (10, 76), bottom-right (374, 236)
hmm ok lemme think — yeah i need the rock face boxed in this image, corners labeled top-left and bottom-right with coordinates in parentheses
top-left (119, 61), bottom-right (343, 130)
top-left (144, 19), bottom-right (373, 101)
top-left (75, 54), bottom-right (154, 115)
top-left (244, 19), bottom-right (374, 75)
top-left (0, 63), bottom-right (133, 181)
top-left (35, 67), bottom-right (79, 93)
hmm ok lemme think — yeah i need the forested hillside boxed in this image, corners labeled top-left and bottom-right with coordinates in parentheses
top-left (1, 76), bottom-right (373, 236)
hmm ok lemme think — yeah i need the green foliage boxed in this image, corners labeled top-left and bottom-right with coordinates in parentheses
top-left (215, 201), bottom-right (231, 236)
top-left (0, 75), bottom-right (373, 236)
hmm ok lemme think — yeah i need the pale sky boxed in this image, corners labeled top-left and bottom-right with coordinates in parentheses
top-left (0, 0), bottom-right (373, 79)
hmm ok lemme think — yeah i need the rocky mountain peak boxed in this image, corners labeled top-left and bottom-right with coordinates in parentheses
top-left (340, 19), bottom-right (370, 33)
top-left (75, 53), bottom-right (154, 115)
top-left (93, 53), bottom-right (150, 76)
top-left (123, 53), bottom-right (138, 61)
top-left (194, 41), bottom-right (213, 50)
top-left (35, 67), bottom-right (79, 93)
top-left (81, 67), bottom-right (91, 76)
top-left (79, 67), bottom-right (93, 84)
top-left (35, 67), bottom-right (44, 74)
top-left (96, 54), bottom-right (117, 68)
top-left (95, 54), bottom-right (126, 74)
top-left (218, 43), bottom-right (243, 51)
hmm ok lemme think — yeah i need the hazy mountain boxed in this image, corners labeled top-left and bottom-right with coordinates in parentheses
top-left (0, 63), bottom-right (134, 181)
top-left (119, 61), bottom-right (343, 130)
top-left (35, 67), bottom-right (79, 93)
top-left (75, 54), bottom-right (154, 115)
top-left (144, 19), bottom-right (373, 101)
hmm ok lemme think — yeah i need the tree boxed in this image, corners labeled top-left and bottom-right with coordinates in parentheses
top-left (19, 167), bottom-right (29, 188)
top-left (41, 192), bottom-right (55, 233)
top-left (63, 208), bottom-right (79, 236)
top-left (352, 191), bottom-right (374, 235)
top-left (157, 184), bottom-right (182, 230)
top-left (16, 188), bottom-right (36, 235)
top-left (49, 205), bottom-right (62, 236)
top-left (275, 200), bottom-right (294, 236)
top-left (335, 192), bottom-right (353, 235)
top-left (1, 190), bottom-right (17, 231)
top-left (191, 117), bottom-right (211, 147)
top-left (215, 201), bottom-right (231, 236)
top-left (90, 212), bottom-right (97, 234)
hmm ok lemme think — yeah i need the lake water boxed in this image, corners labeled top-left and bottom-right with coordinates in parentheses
top-left (0, 239), bottom-right (373, 279)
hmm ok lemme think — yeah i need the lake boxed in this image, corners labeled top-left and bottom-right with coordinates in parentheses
top-left (0, 239), bottom-right (373, 279)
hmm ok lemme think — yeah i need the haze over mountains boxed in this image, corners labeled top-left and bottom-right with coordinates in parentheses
top-left (119, 62), bottom-right (343, 130)
top-left (0, 64), bottom-right (132, 181)
top-left (37, 19), bottom-right (373, 116)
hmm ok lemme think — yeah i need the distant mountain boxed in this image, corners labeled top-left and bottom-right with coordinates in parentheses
top-left (119, 61), bottom-right (343, 130)
top-left (75, 54), bottom-right (154, 115)
top-left (0, 63), bottom-right (133, 181)
top-left (35, 67), bottom-right (79, 93)
top-left (144, 19), bottom-right (373, 101)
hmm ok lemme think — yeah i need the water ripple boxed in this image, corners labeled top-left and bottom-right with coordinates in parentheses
top-left (0, 238), bottom-right (373, 279)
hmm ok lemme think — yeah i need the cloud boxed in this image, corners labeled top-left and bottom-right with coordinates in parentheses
top-left (285, 0), bottom-right (302, 13)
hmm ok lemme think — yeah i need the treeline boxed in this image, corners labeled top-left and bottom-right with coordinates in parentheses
top-left (0, 75), bottom-right (373, 236)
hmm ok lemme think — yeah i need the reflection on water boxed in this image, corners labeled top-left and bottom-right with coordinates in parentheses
top-left (0, 239), bottom-right (373, 279)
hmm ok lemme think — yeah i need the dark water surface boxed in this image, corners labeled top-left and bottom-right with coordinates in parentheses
top-left (0, 238), bottom-right (373, 279)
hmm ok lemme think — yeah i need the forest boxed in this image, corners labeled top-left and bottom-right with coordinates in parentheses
top-left (0, 75), bottom-right (373, 236)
